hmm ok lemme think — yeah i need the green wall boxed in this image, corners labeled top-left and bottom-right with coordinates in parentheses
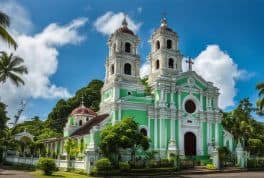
top-left (202, 122), bottom-right (208, 155)
top-left (121, 109), bottom-right (148, 126)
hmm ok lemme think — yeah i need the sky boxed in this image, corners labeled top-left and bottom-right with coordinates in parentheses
top-left (0, 0), bottom-right (263, 123)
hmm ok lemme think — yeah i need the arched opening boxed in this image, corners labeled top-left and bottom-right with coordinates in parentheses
top-left (167, 39), bottom-right (172, 49)
top-left (185, 100), bottom-right (196, 114)
top-left (79, 120), bottom-right (83, 126)
top-left (155, 60), bottom-right (160, 70)
top-left (155, 40), bottom-right (160, 51)
top-left (124, 63), bottom-right (131, 75)
top-left (140, 128), bottom-right (148, 136)
top-left (168, 58), bottom-right (174, 68)
top-left (184, 132), bottom-right (196, 156)
top-left (125, 42), bottom-right (131, 53)
top-left (110, 64), bottom-right (114, 75)
top-left (86, 117), bottom-right (89, 122)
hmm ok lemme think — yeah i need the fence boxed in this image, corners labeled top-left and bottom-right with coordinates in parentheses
top-left (5, 156), bottom-right (85, 170)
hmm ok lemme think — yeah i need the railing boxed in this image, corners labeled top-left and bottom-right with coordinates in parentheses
top-left (5, 156), bottom-right (85, 170)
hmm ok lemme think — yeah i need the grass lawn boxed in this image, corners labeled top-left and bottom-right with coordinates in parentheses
top-left (32, 170), bottom-right (90, 178)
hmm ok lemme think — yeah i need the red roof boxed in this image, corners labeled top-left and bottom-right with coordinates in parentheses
top-left (71, 105), bottom-right (97, 116)
top-left (70, 114), bottom-right (109, 136)
top-left (117, 27), bottom-right (134, 35)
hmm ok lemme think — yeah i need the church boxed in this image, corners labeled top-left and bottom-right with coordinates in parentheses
top-left (44, 16), bottom-right (235, 160)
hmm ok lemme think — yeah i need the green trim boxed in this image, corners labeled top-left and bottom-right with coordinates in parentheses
top-left (175, 120), bottom-right (179, 148)
top-left (157, 119), bottom-right (160, 148)
top-left (202, 122), bottom-right (208, 155)
top-left (218, 123), bottom-right (223, 147)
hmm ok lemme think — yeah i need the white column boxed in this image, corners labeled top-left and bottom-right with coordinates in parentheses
top-left (215, 123), bottom-right (219, 147)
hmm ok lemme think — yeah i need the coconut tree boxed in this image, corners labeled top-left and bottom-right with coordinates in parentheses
top-left (0, 11), bottom-right (17, 49)
top-left (0, 51), bottom-right (28, 86)
top-left (256, 82), bottom-right (264, 115)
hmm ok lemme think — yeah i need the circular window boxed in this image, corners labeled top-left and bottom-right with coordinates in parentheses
top-left (185, 100), bottom-right (196, 114)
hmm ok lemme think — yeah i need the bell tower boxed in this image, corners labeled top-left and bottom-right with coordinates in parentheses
top-left (104, 16), bottom-right (141, 87)
top-left (148, 18), bottom-right (183, 85)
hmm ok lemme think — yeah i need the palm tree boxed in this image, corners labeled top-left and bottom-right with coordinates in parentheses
top-left (0, 51), bottom-right (28, 86)
top-left (256, 82), bottom-right (264, 115)
top-left (0, 11), bottom-right (17, 49)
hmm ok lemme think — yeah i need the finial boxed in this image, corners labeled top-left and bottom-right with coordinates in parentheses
top-left (122, 13), bottom-right (128, 27)
top-left (161, 12), bottom-right (167, 27)
top-left (80, 95), bottom-right (84, 107)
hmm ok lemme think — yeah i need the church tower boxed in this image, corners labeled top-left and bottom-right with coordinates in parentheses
top-left (148, 18), bottom-right (183, 85)
top-left (100, 15), bottom-right (145, 123)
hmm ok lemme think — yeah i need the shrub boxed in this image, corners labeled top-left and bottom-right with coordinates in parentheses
top-left (160, 158), bottom-right (173, 167)
top-left (149, 160), bottom-right (158, 168)
top-left (95, 157), bottom-right (112, 171)
top-left (37, 157), bottom-right (57, 175)
top-left (206, 163), bottom-right (216, 170)
top-left (201, 159), bottom-right (212, 166)
top-left (119, 162), bottom-right (130, 171)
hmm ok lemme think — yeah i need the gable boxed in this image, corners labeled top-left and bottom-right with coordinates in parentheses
top-left (176, 71), bottom-right (208, 91)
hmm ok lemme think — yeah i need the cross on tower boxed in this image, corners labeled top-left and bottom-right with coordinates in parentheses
top-left (186, 57), bottom-right (194, 71)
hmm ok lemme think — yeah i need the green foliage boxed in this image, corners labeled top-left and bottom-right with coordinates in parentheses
top-left (64, 138), bottom-right (79, 160)
top-left (95, 157), bottom-right (112, 171)
top-left (0, 51), bottom-right (27, 86)
top-left (256, 82), bottom-right (264, 115)
top-left (37, 157), bottom-right (57, 175)
top-left (206, 163), bottom-right (216, 170)
top-left (100, 117), bottom-right (150, 161)
top-left (222, 98), bottom-right (264, 155)
top-left (200, 159), bottom-right (212, 166)
top-left (118, 161), bottom-right (130, 171)
top-left (140, 77), bottom-right (152, 96)
top-left (247, 158), bottom-right (264, 168)
top-left (45, 79), bottom-right (103, 133)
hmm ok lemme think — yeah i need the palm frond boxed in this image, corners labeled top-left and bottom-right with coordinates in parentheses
top-left (11, 66), bottom-right (28, 74)
top-left (8, 72), bottom-right (25, 87)
top-left (0, 26), bottom-right (17, 49)
top-left (0, 11), bottom-right (10, 27)
top-left (9, 56), bottom-right (24, 68)
top-left (256, 82), bottom-right (264, 90)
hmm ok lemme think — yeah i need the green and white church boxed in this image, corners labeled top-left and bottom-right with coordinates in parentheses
top-left (44, 16), bottom-right (235, 160)
top-left (99, 17), bottom-right (235, 158)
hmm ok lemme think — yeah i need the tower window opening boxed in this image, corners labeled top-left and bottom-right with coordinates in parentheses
top-left (155, 40), bottom-right (160, 51)
top-left (155, 60), bottom-right (160, 70)
top-left (128, 91), bottom-right (131, 95)
top-left (79, 120), bottom-right (83, 126)
top-left (168, 58), bottom-right (174, 68)
top-left (140, 128), bottom-right (148, 136)
top-left (110, 64), bottom-right (114, 75)
top-left (86, 117), bottom-right (89, 122)
top-left (125, 42), bottom-right (131, 53)
top-left (167, 39), bottom-right (172, 49)
top-left (124, 63), bottom-right (132, 75)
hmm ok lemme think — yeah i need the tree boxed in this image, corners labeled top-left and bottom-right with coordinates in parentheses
top-left (0, 11), bottom-right (17, 49)
top-left (0, 51), bottom-right (28, 86)
top-left (45, 79), bottom-right (103, 133)
top-left (100, 117), bottom-right (150, 162)
top-left (256, 82), bottom-right (264, 115)
top-left (140, 77), bottom-right (152, 96)
top-left (64, 138), bottom-right (79, 160)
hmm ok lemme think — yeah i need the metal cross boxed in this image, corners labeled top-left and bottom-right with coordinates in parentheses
top-left (186, 57), bottom-right (194, 71)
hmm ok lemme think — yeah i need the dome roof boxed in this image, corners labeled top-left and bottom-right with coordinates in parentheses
top-left (71, 105), bottom-right (97, 116)
top-left (116, 15), bottom-right (135, 36)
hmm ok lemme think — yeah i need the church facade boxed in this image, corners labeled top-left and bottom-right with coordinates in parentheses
top-left (44, 17), bottom-right (235, 160)
top-left (99, 17), bottom-right (235, 158)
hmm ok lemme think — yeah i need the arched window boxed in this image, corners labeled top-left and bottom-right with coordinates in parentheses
top-left (155, 40), bottom-right (160, 51)
top-left (140, 128), bottom-right (147, 136)
top-left (125, 42), bottom-right (131, 53)
top-left (79, 120), bottom-right (83, 126)
top-left (168, 58), bottom-right (174, 68)
top-left (155, 60), bottom-right (160, 70)
top-left (86, 117), bottom-right (89, 122)
top-left (124, 63), bottom-right (131, 75)
top-left (110, 64), bottom-right (114, 75)
top-left (167, 39), bottom-right (172, 49)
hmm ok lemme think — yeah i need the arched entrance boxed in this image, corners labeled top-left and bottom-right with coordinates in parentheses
top-left (184, 132), bottom-right (196, 156)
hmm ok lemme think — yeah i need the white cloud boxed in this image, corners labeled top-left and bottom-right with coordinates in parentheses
top-left (184, 45), bottom-right (252, 109)
top-left (0, 0), bottom-right (33, 34)
top-left (140, 45), bottom-right (252, 109)
top-left (94, 11), bottom-right (142, 35)
top-left (140, 61), bottom-right (150, 78)
top-left (0, 1), bottom-right (88, 118)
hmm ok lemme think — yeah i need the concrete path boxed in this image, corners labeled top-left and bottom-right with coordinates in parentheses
top-left (0, 168), bottom-right (35, 178)
top-left (177, 171), bottom-right (264, 178)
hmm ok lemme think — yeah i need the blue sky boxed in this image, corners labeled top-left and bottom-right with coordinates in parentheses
top-left (0, 0), bottom-right (263, 122)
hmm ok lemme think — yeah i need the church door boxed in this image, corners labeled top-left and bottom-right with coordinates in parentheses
top-left (184, 132), bottom-right (196, 156)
